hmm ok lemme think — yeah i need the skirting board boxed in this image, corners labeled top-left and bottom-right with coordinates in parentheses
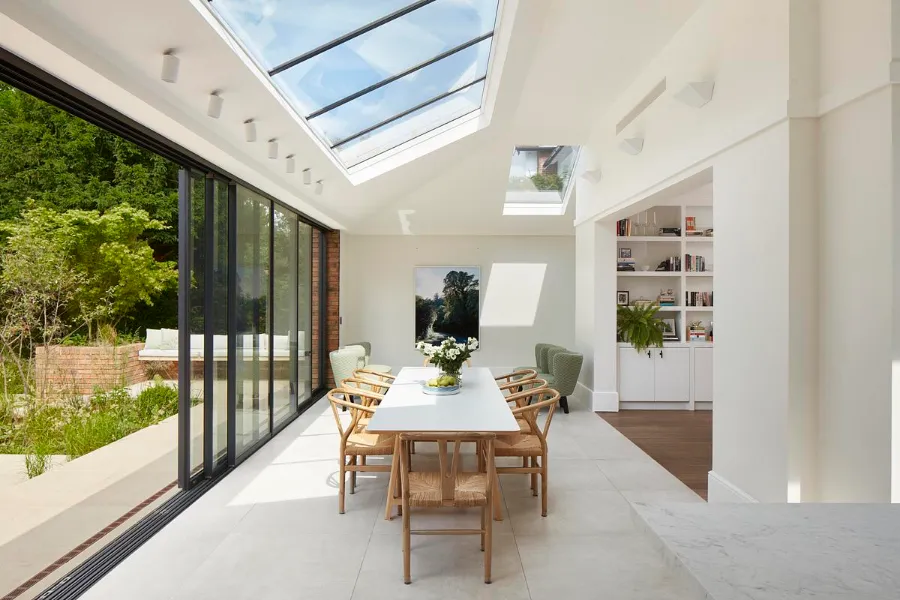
top-left (708, 470), bottom-right (758, 503)
top-left (592, 388), bottom-right (619, 412)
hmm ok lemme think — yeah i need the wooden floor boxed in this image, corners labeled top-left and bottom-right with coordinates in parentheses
top-left (598, 410), bottom-right (712, 500)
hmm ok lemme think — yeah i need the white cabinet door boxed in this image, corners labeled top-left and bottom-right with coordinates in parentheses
top-left (693, 347), bottom-right (714, 403)
top-left (653, 348), bottom-right (690, 402)
top-left (618, 347), bottom-right (655, 402)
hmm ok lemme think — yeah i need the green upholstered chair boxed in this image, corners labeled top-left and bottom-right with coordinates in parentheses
top-left (548, 351), bottom-right (583, 414)
top-left (514, 342), bottom-right (554, 377)
top-left (345, 341), bottom-right (372, 360)
top-left (330, 347), bottom-right (366, 388)
top-left (536, 345), bottom-right (565, 385)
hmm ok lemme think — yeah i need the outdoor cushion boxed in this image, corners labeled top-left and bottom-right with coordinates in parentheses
top-left (145, 328), bottom-right (162, 349)
top-left (159, 328), bottom-right (178, 350)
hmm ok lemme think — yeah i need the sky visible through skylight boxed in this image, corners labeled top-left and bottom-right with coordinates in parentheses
top-left (208, 0), bottom-right (499, 167)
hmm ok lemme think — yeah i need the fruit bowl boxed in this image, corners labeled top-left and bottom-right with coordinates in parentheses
top-left (422, 375), bottom-right (460, 396)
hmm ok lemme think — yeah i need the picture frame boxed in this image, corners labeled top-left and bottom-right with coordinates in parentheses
top-left (661, 318), bottom-right (679, 340)
top-left (618, 247), bottom-right (632, 259)
top-left (415, 266), bottom-right (481, 346)
top-left (616, 291), bottom-right (630, 306)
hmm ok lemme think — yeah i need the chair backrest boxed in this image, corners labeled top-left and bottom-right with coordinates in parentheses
top-left (545, 346), bottom-right (567, 375)
top-left (330, 347), bottom-right (364, 387)
top-left (353, 368), bottom-right (395, 385)
top-left (399, 432), bottom-right (495, 507)
top-left (537, 344), bottom-right (565, 373)
top-left (495, 369), bottom-right (537, 385)
top-left (343, 375), bottom-right (390, 398)
top-left (510, 388), bottom-right (561, 444)
top-left (326, 388), bottom-right (379, 444)
top-left (498, 377), bottom-right (546, 402)
top-left (534, 343), bottom-right (553, 371)
top-left (345, 341), bottom-right (371, 359)
top-left (551, 351), bottom-right (584, 396)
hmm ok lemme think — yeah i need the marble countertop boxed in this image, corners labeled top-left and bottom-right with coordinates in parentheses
top-left (631, 503), bottom-right (900, 600)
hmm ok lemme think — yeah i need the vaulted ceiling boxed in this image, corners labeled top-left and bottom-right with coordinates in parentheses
top-left (0, 0), bottom-right (702, 234)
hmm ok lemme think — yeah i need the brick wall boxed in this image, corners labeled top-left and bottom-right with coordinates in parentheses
top-left (325, 230), bottom-right (341, 387)
top-left (34, 343), bottom-right (148, 398)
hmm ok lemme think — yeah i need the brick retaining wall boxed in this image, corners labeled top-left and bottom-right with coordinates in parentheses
top-left (34, 343), bottom-right (148, 398)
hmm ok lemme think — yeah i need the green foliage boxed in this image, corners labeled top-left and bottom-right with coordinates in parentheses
top-left (132, 384), bottom-right (178, 424)
top-left (616, 304), bottom-right (666, 353)
top-left (414, 296), bottom-right (435, 341)
top-left (24, 442), bottom-right (52, 478)
top-left (0, 204), bottom-right (177, 335)
top-left (0, 82), bottom-right (179, 255)
top-left (435, 271), bottom-right (479, 339)
top-left (529, 173), bottom-right (564, 192)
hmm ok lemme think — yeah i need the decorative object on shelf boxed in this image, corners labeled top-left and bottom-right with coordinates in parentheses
top-left (415, 266), bottom-right (480, 345)
top-left (657, 289), bottom-right (676, 306)
top-left (416, 337), bottom-right (479, 384)
top-left (703, 228), bottom-right (714, 237)
top-left (617, 247), bottom-right (635, 271)
top-left (660, 318), bottom-right (679, 341)
top-left (617, 291), bottom-right (630, 306)
top-left (616, 304), bottom-right (665, 353)
top-left (658, 226), bottom-right (682, 237)
top-left (632, 298), bottom-right (654, 308)
top-left (655, 256), bottom-right (681, 271)
top-left (685, 216), bottom-right (696, 235)
top-left (688, 321), bottom-right (707, 342)
top-left (708, 321), bottom-right (714, 342)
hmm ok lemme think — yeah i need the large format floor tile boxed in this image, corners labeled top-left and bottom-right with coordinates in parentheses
top-left (79, 404), bottom-right (705, 600)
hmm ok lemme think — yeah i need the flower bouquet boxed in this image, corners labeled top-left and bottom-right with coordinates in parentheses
top-left (415, 337), bottom-right (479, 392)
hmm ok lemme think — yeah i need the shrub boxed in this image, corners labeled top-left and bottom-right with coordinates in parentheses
top-left (24, 442), bottom-right (52, 478)
top-left (133, 384), bottom-right (178, 425)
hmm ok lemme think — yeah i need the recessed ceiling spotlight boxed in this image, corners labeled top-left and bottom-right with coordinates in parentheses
top-left (286, 155), bottom-right (295, 173)
top-left (314, 180), bottom-right (323, 195)
top-left (302, 168), bottom-right (312, 185)
top-left (206, 92), bottom-right (223, 118)
top-left (244, 119), bottom-right (256, 142)
top-left (268, 139), bottom-right (278, 159)
top-left (161, 50), bottom-right (179, 83)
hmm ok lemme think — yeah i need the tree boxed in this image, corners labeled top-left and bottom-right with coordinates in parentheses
top-left (439, 271), bottom-right (479, 339)
top-left (415, 296), bottom-right (435, 341)
top-left (0, 205), bottom-right (178, 338)
top-left (0, 83), bottom-right (179, 257)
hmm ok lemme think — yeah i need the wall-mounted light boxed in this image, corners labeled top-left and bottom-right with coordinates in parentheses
top-left (268, 139), bottom-right (278, 159)
top-left (314, 180), bottom-right (323, 195)
top-left (206, 92), bottom-right (223, 118)
top-left (286, 155), bottom-right (295, 173)
top-left (580, 169), bottom-right (602, 184)
top-left (160, 50), bottom-right (179, 83)
top-left (244, 119), bottom-right (256, 142)
top-left (302, 168), bottom-right (312, 185)
top-left (618, 137), bottom-right (644, 155)
top-left (673, 81), bottom-right (715, 108)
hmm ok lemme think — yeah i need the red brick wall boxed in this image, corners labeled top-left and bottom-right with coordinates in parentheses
top-left (325, 230), bottom-right (341, 387)
top-left (34, 343), bottom-right (148, 398)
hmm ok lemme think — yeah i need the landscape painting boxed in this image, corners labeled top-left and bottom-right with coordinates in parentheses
top-left (415, 266), bottom-right (480, 345)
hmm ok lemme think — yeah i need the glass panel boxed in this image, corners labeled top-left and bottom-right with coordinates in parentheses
top-left (306, 37), bottom-right (491, 145)
top-left (211, 180), bottom-right (229, 464)
top-left (506, 146), bottom-right (581, 203)
top-left (297, 222), bottom-right (313, 402)
top-left (336, 79), bottom-right (484, 166)
top-left (210, 0), bottom-right (414, 71)
top-left (272, 206), bottom-right (297, 426)
top-left (311, 230), bottom-right (323, 390)
top-left (189, 175), bottom-right (205, 475)
top-left (235, 186), bottom-right (271, 454)
top-left (272, 0), bottom-right (497, 116)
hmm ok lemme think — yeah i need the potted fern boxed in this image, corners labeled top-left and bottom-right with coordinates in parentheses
top-left (616, 304), bottom-right (665, 353)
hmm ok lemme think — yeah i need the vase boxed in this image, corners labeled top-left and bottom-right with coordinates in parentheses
top-left (440, 370), bottom-right (462, 386)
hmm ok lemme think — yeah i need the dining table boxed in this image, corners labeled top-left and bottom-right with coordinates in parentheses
top-left (365, 366), bottom-right (520, 520)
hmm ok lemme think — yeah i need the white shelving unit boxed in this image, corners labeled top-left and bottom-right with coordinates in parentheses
top-left (615, 199), bottom-right (714, 409)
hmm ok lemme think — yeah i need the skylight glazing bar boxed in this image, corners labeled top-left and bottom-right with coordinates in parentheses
top-left (267, 0), bottom-right (440, 77)
top-left (306, 31), bottom-right (494, 120)
top-left (330, 76), bottom-right (486, 149)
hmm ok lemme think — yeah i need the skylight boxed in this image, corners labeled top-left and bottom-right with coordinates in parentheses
top-left (207, 0), bottom-right (500, 169)
top-left (503, 145), bottom-right (580, 215)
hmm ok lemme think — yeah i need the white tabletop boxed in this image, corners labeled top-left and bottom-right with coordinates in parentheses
top-left (365, 367), bottom-right (519, 434)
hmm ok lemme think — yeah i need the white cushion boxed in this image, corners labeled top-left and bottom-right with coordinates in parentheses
top-left (213, 334), bottom-right (227, 350)
top-left (273, 334), bottom-right (289, 351)
top-left (159, 328), bottom-right (179, 350)
top-left (145, 328), bottom-right (162, 349)
top-left (190, 334), bottom-right (203, 350)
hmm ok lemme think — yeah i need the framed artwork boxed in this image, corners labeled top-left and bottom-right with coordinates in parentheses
top-left (415, 266), bottom-right (480, 345)
top-left (618, 247), bottom-right (632, 259)
top-left (616, 291), bottom-right (630, 306)
top-left (661, 318), bottom-right (678, 340)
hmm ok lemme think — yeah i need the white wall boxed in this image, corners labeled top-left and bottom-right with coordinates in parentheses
top-left (340, 235), bottom-right (576, 373)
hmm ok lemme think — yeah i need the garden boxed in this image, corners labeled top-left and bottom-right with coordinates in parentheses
top-left (0, 82), bottom-right (180, 479)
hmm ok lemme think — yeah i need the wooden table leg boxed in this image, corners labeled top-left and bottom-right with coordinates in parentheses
top-left (385, 437), bottom-right (400, 520)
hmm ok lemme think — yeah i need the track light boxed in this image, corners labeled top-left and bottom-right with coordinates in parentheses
top-left (673, 81), bottom-right (715, 108)
top-left (618, 137), bottom-right (644, 155)
top-left (244, 119), bottom-right (256, 142)
top-left (286, 155), bottom-right (295, 173)
top-left (268, 139), bottom-right (278, 159)
top-left (206, 92), bottom-right (223, 119)
top-left (315, 180), bottom-right (323, 195)
top-left (302, 168), bottom-right (312, 185)
top-left (161, 51), bottom-right (179, 83)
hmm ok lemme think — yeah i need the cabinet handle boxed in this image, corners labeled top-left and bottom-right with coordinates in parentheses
top-left (646, 350), bottom-right (651, 358)
top-left (659, 350), bottom-right (664, 358)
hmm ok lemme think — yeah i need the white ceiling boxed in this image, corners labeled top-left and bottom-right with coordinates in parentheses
top-left (0, 0), bottom-right (702, 235)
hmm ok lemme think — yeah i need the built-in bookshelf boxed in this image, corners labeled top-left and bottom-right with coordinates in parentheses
top-left (616, 203), bottom-right (714, 343)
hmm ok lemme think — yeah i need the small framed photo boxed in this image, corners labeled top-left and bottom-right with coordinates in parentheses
top-left (618, 247), bottom-right (632, 259)
top-left (616, 291), bottom-right (630, 306)
top-left (661, 318), bottom-right (678, 339)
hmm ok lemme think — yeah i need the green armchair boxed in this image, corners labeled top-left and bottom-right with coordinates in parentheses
top-left (548, 351), bottom-right (583, 414)
top-left (514, 342), bottom-right (554, 376)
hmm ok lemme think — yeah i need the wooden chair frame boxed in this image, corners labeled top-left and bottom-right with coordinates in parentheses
top-left (353, 368), bottom-right (396, 384)
top-left (327, 388), bottom-right (393, 514)
top-left (494, 369), bottom-right (537, 385)
top-left (343, 375), bottom-right (391, 398)
top-left (495, 389), bottom-right (560, 517)
top-left (399, 432), bottom-right (496, 585)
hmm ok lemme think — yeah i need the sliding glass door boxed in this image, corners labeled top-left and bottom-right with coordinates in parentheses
top-left (272, 205), bottom-right (298, 427)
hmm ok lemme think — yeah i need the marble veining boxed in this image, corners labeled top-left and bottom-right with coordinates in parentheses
top-left (631, 503), bottom-right (900, 600)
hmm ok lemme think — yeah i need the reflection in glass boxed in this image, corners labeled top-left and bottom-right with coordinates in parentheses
top-left (272, 206), bottom-right (297, 426)
top-left (211, 180), bottom-right (229, 463)
top-left (336, 79), bottom-right (484, 166)
top-left (311, 230), bottom-right (323, 391)
top-left (235, 186), bottom-right (271, 454)
top-left (189, 174), bottom-right (205, 474)
top-left (506, 145), bottom-right (581, 203)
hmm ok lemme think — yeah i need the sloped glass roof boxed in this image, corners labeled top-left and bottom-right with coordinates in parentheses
top-left (208, 0), bottom-right (500, 168)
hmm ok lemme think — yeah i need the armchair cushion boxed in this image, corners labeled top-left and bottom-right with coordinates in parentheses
top-left (549, 352), bottom-right (584, 397)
